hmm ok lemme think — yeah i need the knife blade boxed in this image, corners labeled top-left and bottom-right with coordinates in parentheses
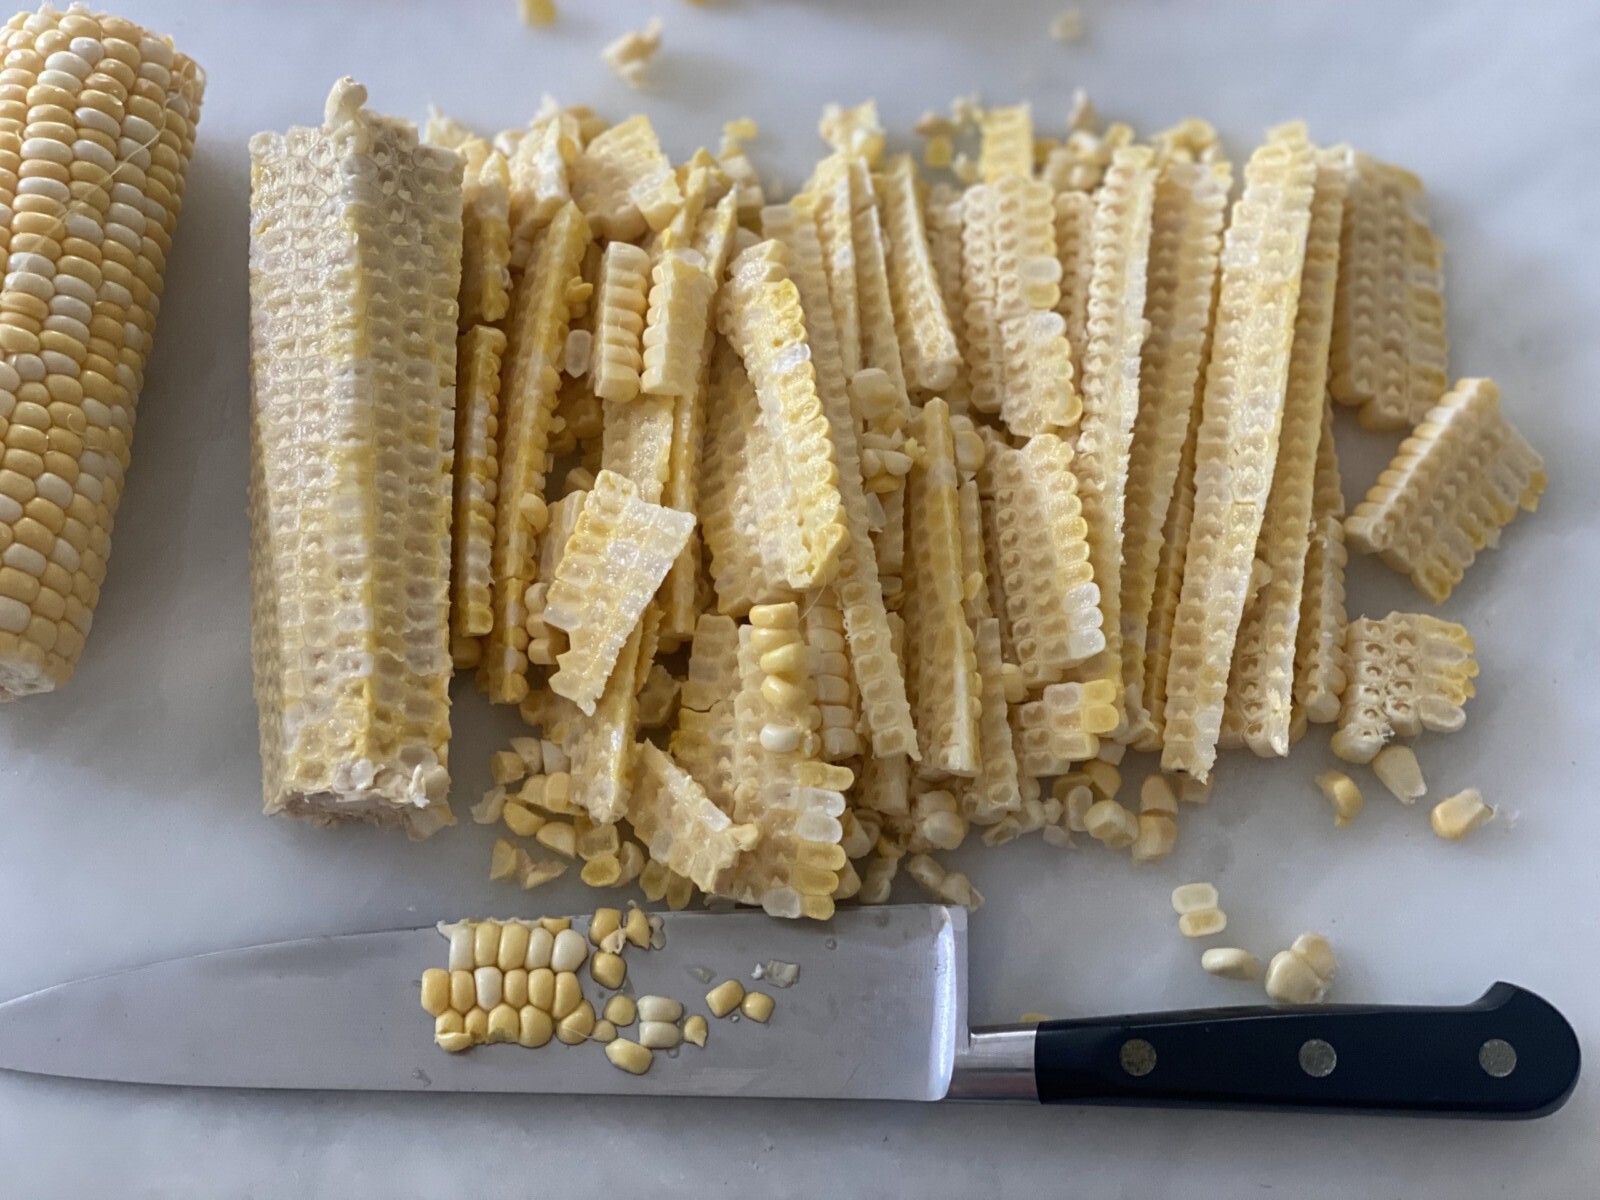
top-left (0, 904), bottom-right (966, 1098)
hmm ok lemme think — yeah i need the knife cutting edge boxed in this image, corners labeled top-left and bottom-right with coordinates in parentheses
top-left (0, 904), bottom-right (1578, 1116)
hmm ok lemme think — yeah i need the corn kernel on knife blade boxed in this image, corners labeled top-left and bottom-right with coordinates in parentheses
top-left (0, 905), bottom-right (966, 1099)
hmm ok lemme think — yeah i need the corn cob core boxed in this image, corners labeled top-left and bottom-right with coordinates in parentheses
top-left (247, 79), bottom-right (462, 836)
top-left (0, 4), bottom-right (203, 699)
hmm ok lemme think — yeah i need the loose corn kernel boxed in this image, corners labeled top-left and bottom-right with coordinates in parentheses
top-left (637, 995), bottom-right (684, 1023)
top-left (552, 970), bottom-right (583, 1020)
top-left (1084, 799), bottom-right (1138, 848)
top-left (420, 969), bottom-right (450, 1017)
top-left (1372, 744), bottom-right (1426, 804)
top-left (592, 1019), bottom-right (617, 1043)
top-left (740, 992), bottom-right (775, 1023)
top-left (1431, 788), bottom-right (1495, 841)
top-left (488, 839), bottom-right (523, 881)
top-left (556, 999), bottom-right (596, 1044)
top-left (589, 907), bottom-right (623, 946)
top-left (1130, 814), bottom-right (1177, 864)
top-left (591, 951), bottom-right (627, 990)
top-left (518, 1005), bottom-right (554, 1048)
top-left (1139, 775), bottom-right (1179, 817)
top-left (606, 1038), bottom-right (654, 1075)
top-left (581, 855), bottom-right (624, 887)
top-left (1291, 933), bottom-right (1337, 981)
top-left (491, 750), bottom-right (528, 786)
top-left (1081, 760), bottom-right (1121, 799)
top-left (528, 967), bottom-right (556, 1012)
top-left (1179, 776), bottom-right (1213, 805)
top-left (640, 1019), bottom-right (682, 1049)
top-left (665, 871), bottom-right (695, 911)
top-left (1265, 951), bottom-right (1326, 1005)
top-left (604, 994), bottom-right (637, 1027)
top-left (1171, 882), bottom-right (1220, 913)
top-left (536, 820), bottom-right (578, 858)
top-left (1201, 948), bottom-right (1261, 981)
top-left (1178, 909), bottom-right (1227, 938)
top-left (624, 905), bottom-right (652, 947)
top-left (706, 979), bottom-right (745, 1017)
top-left (521, 858), bottom-right (568, 890)
top-left (551, 928), bottom-right (589, 972)
top-left (1315, 770), bottom-right (1364, 827)
top-left (683, 1014), bottom-right (708, 1047)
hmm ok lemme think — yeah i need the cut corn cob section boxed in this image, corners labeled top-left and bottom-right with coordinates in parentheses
top-left (0, 6), bottom-right (203, 700)
top-left (671, 612), bottom-right (740, 808)
top-left (640, 249), bottom-right (715, 399)
top-left (570, 114), bottom-right (681, 242)
top-left (1014, 679), bottom-right (1121, 776)
top-left (506, 111), bottom-right (576, 270)
top-left (1331, 613), bottom-right (1478, 763)
top-left (450, 326), bottom-right (506, 650)
top-left (600, 396), bottom-right (674, 505)
top-left (961, 617), bottom-right (1022, 824)
top-left (1067, 143), bottom-right (1157, 736)
top-left (878, 156), bottom-right (960, 393)
top-left (1294, 399), bottom-right (1349, 723)
top-left (979, 103), bottom-right (1034, 183)
top-left (1224, 147), bottom-right (1348, 757)
top-left (629, 741), bottom-right (757, 893)
top-left (1162, 124), bottom-right (1317, 780)
top-left (247, 79), bottom-right (456, 833)
top-left (1119, 152), bottom-right (1230, 737)
top-left (902, 399), bottom-right (981, 776)
top-left (590, 241), bottom-right (651, 403)
top-left (479, 202), bottom-right (592, 704)
top-left (544, 469), bottom-right (693, 714)
top-left (1344, 377), bottom-right (1545, 603)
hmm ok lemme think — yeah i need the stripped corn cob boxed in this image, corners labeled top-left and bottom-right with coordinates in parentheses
top-left (479, 202), bottom-right (591, 704)
top-left (506, 110), bottom-right (576, 269)
top-left (849, 160), bottom-right (911, 417)
top-left (524, 490), bottom-right (585, 666)
top-left (629, 741), bottom-right (757, 893)
top-left (812, 156), bottom-right (860, 378)
top-left (671, 612), bottom-right (740, 807)
top-left (247, 79), bottom-right (456, 834)
top-left (902, 399), bottom-right (982, 776)
top-left (961, 617), bottom-right (1022, 824)
top-left (640, 249), bottom-right (715, 399)
top-left (1224, 147), bottom-right (1348, 757)
top-left (544, 469), bottom-right (693, 714)
top-left (1345, 377), bottom-right (1545, 603)
top-left (1293, 399), bottom-right (1349, 723)
top-left (590, 241), bottom-right (650, 403)
top-left (1119, 152), bottom-right (1230, 737)
top-left (924, 182), bottom-right (971, 404)
top-left (1332, 613), bottom-right (1478, 763)
top-left (450, 326), bottom-right (505, 656)
top-left (0, 5), bottom-right (203, 700)
top-left (600, 396), bottom-right (673, 505)
top-left (554, 610), bottom-right (653, 823)
top-left (1162, 124), bottom-right (1317, 780)
top-left (570, 114), bottom-right (681, 241)
top-left (422, 116), bottom-right (511, 329)
top-left (877, 156), bottom-right (960, 393)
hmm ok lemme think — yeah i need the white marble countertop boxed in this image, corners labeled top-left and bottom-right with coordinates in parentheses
top-left (1, 0), bottom-right (1596, 1194)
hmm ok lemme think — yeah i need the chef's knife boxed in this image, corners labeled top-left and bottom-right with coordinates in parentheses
top-left (0, 905), bottom-right (1578, 1115)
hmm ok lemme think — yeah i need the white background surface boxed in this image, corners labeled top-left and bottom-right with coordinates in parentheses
top-left (0, 0), bottom-right (1595, 1195)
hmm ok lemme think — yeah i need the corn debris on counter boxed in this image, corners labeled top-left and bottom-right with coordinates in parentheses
top-left (0, 4), bottom-right (203, 700)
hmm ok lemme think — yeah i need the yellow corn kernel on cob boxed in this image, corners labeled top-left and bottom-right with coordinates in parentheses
top-left (479, 202), bottom-right (591, 704)
top-left (629, 741), bottom-right (756, 893)
top-left (1137, 391), bottom-right (1201, 753)
top-left (1328, 153), bottom-right (1448, 430)
top-left (819, 99), bottom-right (885, 166)
top-left (450, 326), bottom-right (506, 652)
top-left (1118, 154), bottom-right (1230, 736)
top-left (570, 114), bottom-right (681, 241)
top-left (1224, 148), bottom-right (1348, 757)
top-left (246, 79), bottom-right (455, 834)
top-left (525, 489), bottom-right (585, 666)
top-left (1293, 399), bottom-right (1349, 724)
top-left (961, 617), bottom-right (1022, 824)
top-left (507, 111), bottom-right (577, 270)
top-left (1331, 613), bottom-right (1477, 764)
top-left (977, 432), bottom-right (1104, 689)
top-left (768, 191), bottom-right (917, 757)
top-left (589, 241), bottom-right (650, 403)
top-left (902, 399), bottom-right (981, 776)
top-left (719, 241), bottom-right (849, 591)
top-left (544, 469), bottom-right (693, 715)
top-left (671, 612), bottom-right (740, 806)
top-left (723, 620), bottom-right (851, 919)
top-left (1052, 189), bottom-right (1094, 378)
top-left (599, 395), bottom-right (673, 505)
top-left (640, 249), bottom-right (715, 399)
top-left (804, 588), bottom-right (860, 762)
top-left (1345, 377), bottom-right (1545, 603)
top-left (1066, 143), bottom-right (1157, 737)
top-left (0, 7), bottom-right (202, 699)
top-left (877, 156), bottom-right (960, 393)
top-left (978, 103), bottom-right (1034, 182)
top-left (812, 156), bottom-right (861, 379)
top-left (1013, 679), bottom-right (1121, 776)
top-left (1161, 124), bottom-right (1317, 780)
top-left (999, 309), bottom-right (1079, 440)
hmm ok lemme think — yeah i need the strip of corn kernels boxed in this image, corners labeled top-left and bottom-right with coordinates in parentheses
top-left (590, 242), bottom-right (651, 403)
top-left (978, 103), bottom-right (1034, 182)
top-left (670, 613), bottom-right (740, 807)
top-left (549, 610), bottom-right (652, 824)
top-left (958, 183), bottom-right (1006, 414)
top-left (1345, 378), bottom-right (1546, 604)
top-left (1014, 680), bottom-right (1121, 777)
top-left (903, 400), bottom-right (982, 776)
top-left (1118, 152), bottom-right (1231, 738)
top-left (1161, 124), bottom-right (1317, 780)
top-left (1332, 613), bottom-right (1477, 763)
top-left (1223, 147), bottom-right (1348, 758)
top-left (419, 118), bottom-right (511, 330)
top-left (1052, 190), bottom-right (1094, 379)
top-left (640, 250), bottom-right (716, 400)
top-left (961, 617), bottom-right (1022, 824)
top-left (1136, 392), bottom-right (1201, 754)
top-left (849, 160), bottom-right (911, 418)
top-left (480, 203), bottom-right (592, 705)
top-left (877, 156), bottom-right (961, 394)
top-left (924, 183), bottom-right (971, 407)
top-left (1064, 144), bottom-right (1158, 736)
top-left (1292, 399), bottom-right (1349, 723)
top-left (1405, 197), bottom-right (1449, 421)
top-left (803, 587), bottom-right (860, 763)
top-left (451, 326), bottom-right (507, 653)
top-left (812, 156), bottom-right (861, 378)
top-left (569, 114), bottom-right (682, 242)
top-left (629, 741), bottom-right (754, 893)
top-left (507, 110), bottom-right (576, 269)
top-left (525, 490), bottom-right (586, 666)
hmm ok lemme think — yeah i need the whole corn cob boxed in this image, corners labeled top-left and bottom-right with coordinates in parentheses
top-left (0, 3), bottom-right (202, 699)
top-left (247, 79), bottom-right (461, 835)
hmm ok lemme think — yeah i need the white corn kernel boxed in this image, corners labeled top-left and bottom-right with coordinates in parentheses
top-left (1431, 788), bottom-right (1495, 841)
top-left (591, 951), bottom-right (627, 990)
top-left (637, 995), bottom-right (684, 1023)
top-left (524, 927), bottom-right (554, 970)
top-left (740, 992), bottom-right (775, 1023)
top-left (1139, 775), bottom-right (1179, 817)
top-left (706, 979), bottom-right (745, 1017)
top-left (1315, 770), bottom-right (1364, 827)
top-left (1178, 909), bottom-right (1227, 938)
top-left (683, 1014), bottom-right (708, 1047)
top-left (759, 722), bottom-right (802, 753)
top-left (1290, 933), bottom-right (1337, 982)
top-left (447, 925), bottom-right (474, 971)
top-left (1130, 814), bottom-right (1177, 864)
top-left (552, 970), bottom-right (583, 1020)
top-left (1171, 883), bottom-right (1220, 914)
top-left (606, 1038), bottom-right (654, 1075)
top-left (1372, 745), bottom-right (1426, 803)
top-left (551, 928), bottom-right (589, 972)
top-left (474, 966), bottom-right (504, 1010)
top-left (1201, 948), bottom-right (1261, 981)
top-left (420, 968), bottom-right (450, 1016)
top-left (1179, 776), bottom-right (1213, 805)
top-left (556, 999), bottom-right (597, 1045)
top-left (604, 994), bottom-right (637, 1027)
top-left (1084, 799), bottom-right (1138, 848)
top-left (1264, 950), bottom-right (1327, 1005)
top-left (639, 1019), bottom-right (682, 1049)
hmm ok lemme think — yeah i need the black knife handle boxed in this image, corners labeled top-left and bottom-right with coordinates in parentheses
top-left (1033, 983), bottom-right (1579, 1117)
